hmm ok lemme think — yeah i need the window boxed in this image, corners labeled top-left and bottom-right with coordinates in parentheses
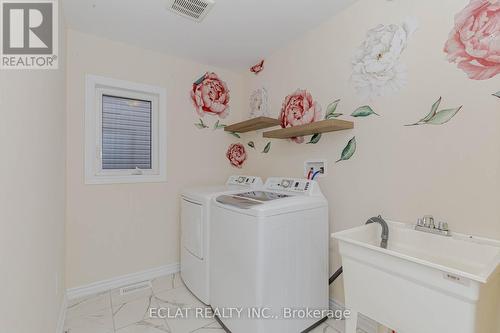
top-left (101, 95), bottom-right (152, 170)
top-left (85, 75), bottom-right (166, 184)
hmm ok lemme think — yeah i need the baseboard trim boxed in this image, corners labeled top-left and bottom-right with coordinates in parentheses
top-left (56, 294), bottom-right (67, 333)
top-left (329, 298), bottom-right (379, 333)
top-left (66, 263), bottom-right (180, 300)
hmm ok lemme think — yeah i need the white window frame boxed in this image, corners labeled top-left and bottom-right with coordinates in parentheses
top-left (85, 75), bottom-right (167, 184)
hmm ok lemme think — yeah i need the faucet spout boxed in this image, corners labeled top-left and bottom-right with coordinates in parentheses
top-left (366, 215), bottom-right (389, 249)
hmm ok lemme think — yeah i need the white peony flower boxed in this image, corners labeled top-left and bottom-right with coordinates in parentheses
top-left (249, 88), bottom-right (270, 118)
top-left (352, 18), bottom-right (418, 100)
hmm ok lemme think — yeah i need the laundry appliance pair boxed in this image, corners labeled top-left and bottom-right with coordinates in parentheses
top-left (180, 176), bottom-right (329, 333)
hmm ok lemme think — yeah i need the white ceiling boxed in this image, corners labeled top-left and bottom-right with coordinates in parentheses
top-left (63, 0), bottom-right (358, 70)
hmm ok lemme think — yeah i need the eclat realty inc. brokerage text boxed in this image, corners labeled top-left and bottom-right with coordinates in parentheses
top-left (150, 307), bottom-right (351, 320)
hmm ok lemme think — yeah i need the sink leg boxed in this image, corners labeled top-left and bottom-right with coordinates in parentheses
top-left (345, 309), bottom-right (358, 333)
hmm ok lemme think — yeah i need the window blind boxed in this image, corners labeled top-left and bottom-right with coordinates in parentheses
top-left (101, 95), bottom-right (152, 170)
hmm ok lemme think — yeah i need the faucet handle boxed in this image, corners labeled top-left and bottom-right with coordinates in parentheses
top-left (423, 215), bottom-right (435, 228)
top-left (436, 221), bottom-right (449, 231)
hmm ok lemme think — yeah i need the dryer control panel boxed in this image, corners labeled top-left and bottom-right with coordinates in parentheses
top-left (264, 177), bottom-right (316, 194)
top-left (226, 175), bottom-right (263, 187)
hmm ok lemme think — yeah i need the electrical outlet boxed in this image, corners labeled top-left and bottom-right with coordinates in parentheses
top-left (304, 160), bottom-right (327, 179)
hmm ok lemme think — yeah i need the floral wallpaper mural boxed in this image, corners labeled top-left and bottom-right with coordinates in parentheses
top-left (226, 143), bottom-right (247, 168)
top-left (239, 4), bottom-right (481, 169)
top-left (250, 59), bottom-right (265, 74)
top-left (494, 91), bottom-right (500, 98)
top-left (191, 72), bottom-right (230, 118)
top-left (406, 97), bottom-right (463, 126)
top-left (444, 0), bottom-right (500, 80)
top-left (249, 88), bottom-right (270, 118)
top-left (279, 89), bottom-right (323, 144)
top-left (352, 18), bottom-right (417, 100)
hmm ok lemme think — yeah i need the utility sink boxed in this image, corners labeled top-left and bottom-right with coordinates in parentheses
top-left (333, 221), bottom-right (500, 333)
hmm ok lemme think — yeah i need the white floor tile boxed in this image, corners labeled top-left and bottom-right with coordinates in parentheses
top-left (172, 273), bottom-right (183, 289)
top-left (154, 286), bottom-right (207, 311)
top-left (151, 275), bottom-right (176, 295)
top-left (64, 306), bottom-right (114, 333)
top-left (189, 321), bottom-right (226, 332)
top-left (115, 318), bottom-right (171, 333)
top-left (113, 295), bottom-right (159, 330)
top-left (66, 292), bottom-right (112, 320)
top-left (155, 287), bottom-right (214, 333)
top-left (64, 275), bottom-right (347, 333)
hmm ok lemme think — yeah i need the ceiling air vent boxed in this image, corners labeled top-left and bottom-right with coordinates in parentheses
top-left (167, 0), bottom-right (215, 22)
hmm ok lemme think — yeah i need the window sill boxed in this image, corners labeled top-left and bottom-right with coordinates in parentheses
top-left (85, 174), bottom-right (167, 185)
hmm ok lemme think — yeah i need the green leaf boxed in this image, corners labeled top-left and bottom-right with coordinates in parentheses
top-left (427, 97), bottom-right (442, 121)
top-left (405, 97), bottom-right (442, 126)
top-left (194, 118), bottom-right (208, 129)
top-left (307, 133), bottom-right (322, 144)
top-left (194, 74), bottom-right (205, 85)
top-left (425, 106), bottom-right (462, 125)
top-left (351, 105), bottom-right (379, 117)
top-left (247, 141), bottom-right (255, 149)
top-left (213, 120), bottom-right (226, 130)
top-left (336, 137), bottom-right (356, 163)
top-left (493, 91), bottom-right (500, 99)
top-left (325, 99), bottom-right (341, 119)
top-left (229, 132), bottom-right (241, 138)
top-left (262, 142), bottom-right (271, 153)
top-left (326, 113), bottom-right (343, 119)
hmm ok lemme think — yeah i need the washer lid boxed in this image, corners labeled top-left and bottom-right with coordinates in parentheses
top-left (215, 191), bottom-right (292, 209)
top-left (235, 191), bottom-right (291, 201)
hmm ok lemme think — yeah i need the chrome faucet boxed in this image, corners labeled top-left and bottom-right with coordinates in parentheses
top-left (415, 215), bottom-right (451, 236)
top-left (366, 215), bottom-right (389, 249)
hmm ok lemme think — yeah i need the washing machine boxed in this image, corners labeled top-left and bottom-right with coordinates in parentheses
top-left (180, 175), bottom-right (263, 305)
top-left (210, 177), bottom-right (329, 333)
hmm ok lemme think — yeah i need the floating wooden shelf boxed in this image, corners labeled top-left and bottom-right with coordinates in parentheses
top-left (224, 116), bottom-right (280, 133)
top-left (263, 119), bottom-right (354, 139)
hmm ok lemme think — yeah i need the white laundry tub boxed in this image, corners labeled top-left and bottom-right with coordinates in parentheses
top-left (333, 221), bottom-right (500, 333)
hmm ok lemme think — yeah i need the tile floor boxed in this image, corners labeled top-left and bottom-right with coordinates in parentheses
top-left (64, 273), bottom-right (344, 333)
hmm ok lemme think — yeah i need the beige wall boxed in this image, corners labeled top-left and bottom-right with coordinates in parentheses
top-left (0, 7), bottom-right (66, 333)
top-left (65, 30), bottom-right (248, 288)
top-left (240, 0), bottom-right (500, 323)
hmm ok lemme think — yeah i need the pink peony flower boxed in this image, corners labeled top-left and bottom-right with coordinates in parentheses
top-left (226, 143), bottom-right (247, 168)
top-left (191, 72), bottom-right (230, 118)
top-left (444, 0), bottom-right (500, 80)
top-left (279, 89), bottom-right (322, 144)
